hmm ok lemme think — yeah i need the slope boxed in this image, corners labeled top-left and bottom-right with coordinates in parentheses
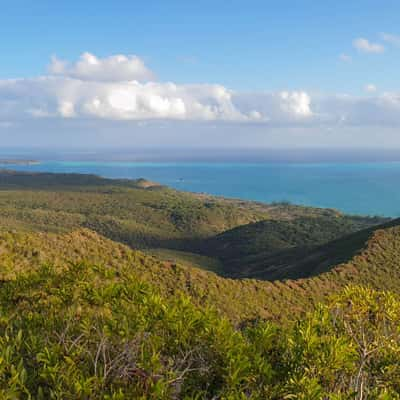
top-left (195, 215), bottom-right (386, 279)
top-left (1, 219), bottom-right (400, 323)
top-left (0, 170), bottom-right (386, 276)
top-left (3, 235), bottom-right (400, 398)
top-left (0, 170), bottom-right (270, 248)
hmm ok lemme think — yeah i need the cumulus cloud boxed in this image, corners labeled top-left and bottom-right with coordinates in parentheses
top-left (353, 38), bottom-right (385, 53)
top-left (48, 52), bottom-right (154, 82)
top-left (2, 52), bottom-right (400, 129)
top-left (233, 91), bottom-right (313, 124)
top-left (0, 53), bottom-right (317, 123)
top-left (0, 77), bottom-right (264, 121)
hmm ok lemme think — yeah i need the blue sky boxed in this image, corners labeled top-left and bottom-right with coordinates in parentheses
top-left (1, 0), bottom-right (399, 93)
top-left (1, 0), bottom-right (400, 148)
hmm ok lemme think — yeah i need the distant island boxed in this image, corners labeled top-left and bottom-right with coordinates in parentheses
top-left (0, 159), bottom-right (40, 165)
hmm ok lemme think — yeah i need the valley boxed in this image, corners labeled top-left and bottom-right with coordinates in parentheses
top-left (0, 170), bottom-right (399, 398)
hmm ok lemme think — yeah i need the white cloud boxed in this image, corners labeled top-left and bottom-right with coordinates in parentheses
top-left (3, 52), bottom-right (400, 130)
top-left (339, 53), bottom-right (352, 62)
top-left (280, 91), bottom-right (312, 116)
top-left (48, 52), bottom-right (154, 82)
top-left (381, 32), bottom-right (400, 47)
top-left (364, 84), bottom-right (377, 93)
top-left (0, 76), bottom-right (263, 122)
top-left (316, 92), bottom-right (400, 126)
top-left (232, 91), bottom-right (313, 125)
top-left (353, 38), bottom-right (385, 53)
top-left (4, 73), bottom-right (400, 127)
top-left (0, 53), bottom-right (316, 123)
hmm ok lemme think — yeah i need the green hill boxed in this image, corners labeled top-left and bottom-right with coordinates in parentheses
top-left (0, 171), bottom-right (399, 397)
top-left (195, 215), bottom-right (386, 279)
top-left (1, 217), bottom-right (400, 323)
top-left (0, 171), bottom-right (270, 249)
top-left (0, 223), bottom-right (400, 397)
top-left (0, 170), bottom-right (386, 277)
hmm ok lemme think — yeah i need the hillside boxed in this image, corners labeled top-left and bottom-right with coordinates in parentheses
top-left (1, 217), bottom-right (400, 323)
top-left (195, 215), bottom-right (386, 279)
top-left (0, 222), bottom-right (400, 397)
top-left (0, 228), bottom-right (289, 323)
top-left (2, 231), bottom-right (400, 398)
top-left (0, 170), bottom-right (386, 279)
top-left (0, 171), bottom-right (270, 249)
top-left (0, 171), bottom-right (399, 397)
top-left (0, 171), bottom-right (396, 317)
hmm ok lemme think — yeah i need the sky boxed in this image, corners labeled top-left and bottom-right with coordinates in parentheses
top-left (1, 0), bottom-right (400, 149)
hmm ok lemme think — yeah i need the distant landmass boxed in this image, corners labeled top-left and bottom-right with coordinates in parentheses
top-left (1, 156), bottom-right (400, 216)
top-left (0, 159), bottom-right (40, 165)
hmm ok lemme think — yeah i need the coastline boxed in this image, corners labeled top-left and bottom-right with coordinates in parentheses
top-left (0, 161), bottom-right (397, 217)
top-left (0, 159), bottom-right (40, 166)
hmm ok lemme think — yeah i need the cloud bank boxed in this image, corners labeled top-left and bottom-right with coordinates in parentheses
top-left (0, 53), bottom-right (314, 123)
top-left (1, 52), bottom-right (400, 130)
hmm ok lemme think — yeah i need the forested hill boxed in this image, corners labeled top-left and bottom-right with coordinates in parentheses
top-left (2, 219), bottom-right (400, 323)
top-left (0, 171), bottom-right (400, 397)
top-left (3, 225), bottom-right (400, 397)
top-left (194, 216), bottom-right (395, 280)
top-left (0, 170), bottom-right (387, 278)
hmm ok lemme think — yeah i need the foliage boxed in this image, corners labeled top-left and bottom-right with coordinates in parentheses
top-left (0, 171), bottom-right (271, 250)
top-left (196, 215), bottom-right (387, 279)
top-left (0, 172), bottom-right (398, 397)
top-left (0, 170), bottom-right (386, 281)
top-left (0, 254), bottom-right (398, 398)
top-left (2, 219), bottom-right (400, 324)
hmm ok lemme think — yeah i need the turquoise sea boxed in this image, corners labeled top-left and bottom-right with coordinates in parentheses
top-left (3, 160), bottom-right (400, 217)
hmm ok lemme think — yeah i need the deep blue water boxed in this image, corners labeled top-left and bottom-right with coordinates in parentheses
top-left (3, 160), bottom-right (400, 217)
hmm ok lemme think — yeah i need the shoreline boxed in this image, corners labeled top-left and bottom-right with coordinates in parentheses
top-left (0, 163), bottom-right (396, 218)
top-left (0, 159), bottom-right (41, 166)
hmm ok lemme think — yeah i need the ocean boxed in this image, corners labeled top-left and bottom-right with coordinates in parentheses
top-left (3, 158), bottom-right (400, 217)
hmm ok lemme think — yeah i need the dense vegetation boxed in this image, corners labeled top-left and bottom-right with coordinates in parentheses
top-left (194, 215), bottom-right (387, 279)
top-left (2, 218), bottom-right (400, 324)
top-left (0, 171), bottom-right (270, 249)
top-left (0, 170), bottom-right (386, 280)
top-left (0, 171), bottom-right (399, 397)
top-left (1, 252), bottom-right (400, 398)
